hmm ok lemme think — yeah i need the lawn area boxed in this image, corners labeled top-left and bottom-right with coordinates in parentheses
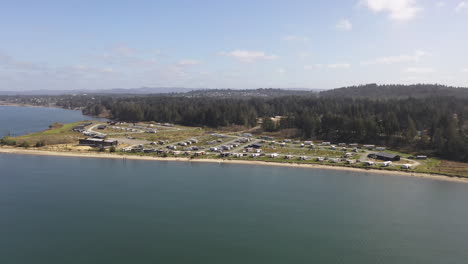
top-left (13, 122), bottom-right (85, 145)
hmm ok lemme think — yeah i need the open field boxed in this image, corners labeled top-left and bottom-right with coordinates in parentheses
top-left (11, 122), bottom-right (85, 145)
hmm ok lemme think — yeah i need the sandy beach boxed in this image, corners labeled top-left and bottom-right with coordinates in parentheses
top-left (1, 147), bottom-right (467, 183)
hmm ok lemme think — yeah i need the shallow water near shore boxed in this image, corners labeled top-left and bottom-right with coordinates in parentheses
top-left (1, 153), bottom-right (468, 264)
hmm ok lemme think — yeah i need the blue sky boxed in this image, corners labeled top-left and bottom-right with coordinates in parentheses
top-left (0, 0), bottom-right (467, 90)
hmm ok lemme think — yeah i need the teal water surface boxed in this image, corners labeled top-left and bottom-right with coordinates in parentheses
top-left (1, 153), bottom-right (468, 264)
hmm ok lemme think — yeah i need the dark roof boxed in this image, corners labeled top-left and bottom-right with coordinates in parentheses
top-left (374, 152), bottom-right (399, 159)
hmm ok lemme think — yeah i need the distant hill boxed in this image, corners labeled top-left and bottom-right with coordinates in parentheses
top-left (0, 87), bottom-right (194, 96)
top-left (0, 87), bottom-right (319, 96)
top-left (319, 84), bottom-right (468, 99)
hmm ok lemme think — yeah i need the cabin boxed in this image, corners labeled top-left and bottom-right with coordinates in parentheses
top-left (93, 134), bottom-right (106, 139)
top-left (72, 122), bottom-right (93, 132)
top-left (220, 152), bottom-right (231, 157)
top-left (285, 155), bottom-right (293, 160)
top-left (79, 138), bottom-right (118, 147)
top-left (251, 153), bottom-right (260, 158)
top-left (316, 157), bottom-right (325, 161)
top-left (96, 125), bottom-right (107, 130)
top-left (401, 164), bottom-right (412, 169)
top-left (376, 147), bottom-right (386, 151)
top-left (382, 161), bottom-right (392, 167)
top-left (367, 152), bottom-right (401, 161)
top-left (365, 161), bottom-right (375, 166)
top-left (416, 155), bottom-right (428, 160)
top-left (270, 153), bottom-right (279, 158)
top-left (246, 143), bottom-right (263, 149)
top-left (363, 144), bottom-right (376, 150)
top-left (299, 156), bottom-right (308, 161)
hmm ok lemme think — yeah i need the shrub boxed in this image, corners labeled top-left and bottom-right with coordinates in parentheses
top-left (35, 140), bottom-right (46, 147)
top-left (18, 142), bottom-right (30, 148)
top-left (0, 137), bottom-right (16, 146)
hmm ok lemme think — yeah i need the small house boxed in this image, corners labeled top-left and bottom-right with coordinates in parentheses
top-left (401, 164), bottom-right (412, 169)
top-left (382, 161), bottom-right (392, 167)
top-left (363, 144), bottom-right (376, 150)
top-left (367, 152), bottom-right (401, 161)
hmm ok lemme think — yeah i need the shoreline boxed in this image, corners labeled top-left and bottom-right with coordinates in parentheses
top-left (0, 102), bottom-right (62, 109)
top-left (1, 147), bottom-right (467, 183)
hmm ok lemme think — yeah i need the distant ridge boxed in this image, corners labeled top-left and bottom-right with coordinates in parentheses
top-left (0, 87), bottom-right (194, 96)
top-left (319, 84), bottom-right (468, 99)
top-left (0, 87), bottom-right (320, 96)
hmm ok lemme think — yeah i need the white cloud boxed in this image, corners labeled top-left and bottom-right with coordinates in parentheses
top-left (461, 68), bottom-right (468, 72)
top-left (277, 68), bottom-right (286, 74)
top-left (282, 35), bottom-right (310, 42)
top-left (220, 50), bottom-right (278, 63)
top-left (303, 65), bottom-right (315, 70)
top-left (361, 0), bottom-right (422, 21)
top-left (177, 60), bottom-right (201, 66)
top-left (336, 19), bottom-right (353, 30)
top-left (405, 67), bottom-right (435, 74)
top-left (361, 50), bottom-right (428, 65)
top-left (455, 1), bottom-right (467, 12)
top-left (328, 63), bottom-right (351, 69)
